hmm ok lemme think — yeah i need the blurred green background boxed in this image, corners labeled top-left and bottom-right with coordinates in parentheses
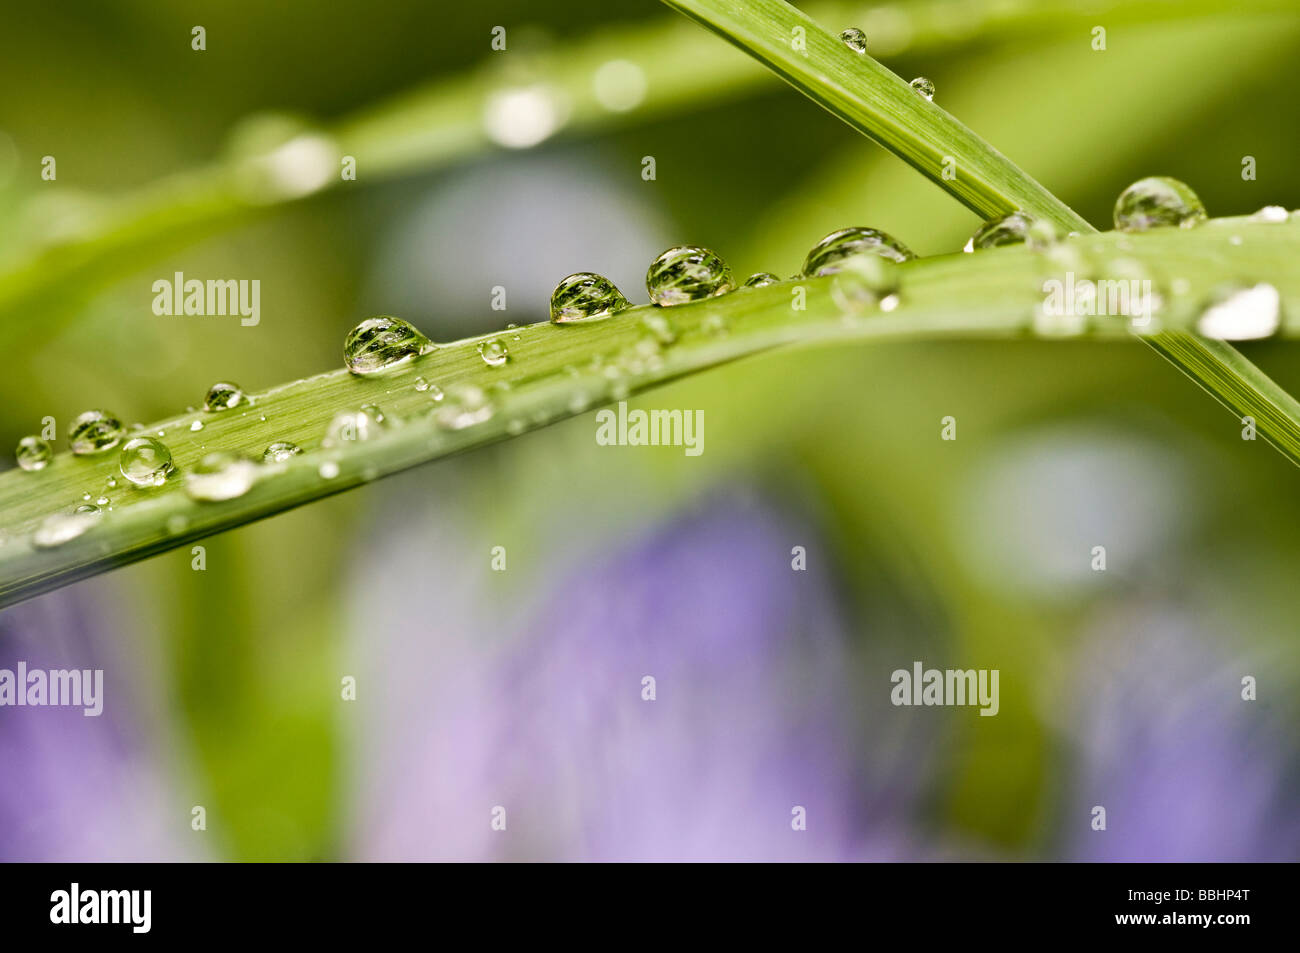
top-left (2, 0), bottom-right (1298, 861)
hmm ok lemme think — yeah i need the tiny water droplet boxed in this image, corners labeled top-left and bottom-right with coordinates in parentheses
top-left (33, 510), bottom-right (100, 548)
top-left (840, 28), bottom-right (868, 53)
top-left (743, 272), bottom-right (779, 288)
top-left (427, 383), bottom-right (444, 401)
top-left (15, 436), bottom-right (52, 471)
top-left (1195, 283), bottom-right (1281, 341)
top-left (1113, 176), bottom-right (1207, 232)
top-left (434, 384), bottom-right (494, 430)
top-left (190, 420), bottom-right (204, 432)
top-left (68, 410), bottom-right (125, 455)
top-left (549, 273), bottom-right (631, 323)
top-left (343, 315), bottom-right (431, 375)
top-left (910, 77), bottom-right (935, 100)
top-left (1252, 205), bottom-right (1288, 224)
top-left (318, 460), bottom-right (340, 479)
top-left (324, 406), bottom-right (387, 447)
top-left (264, 441), bottom-right (301, 463)
top-left (75, 503), bottom-right (99, 514)
top-left (184, 452), bottom-right (259, 502)
top-left (106, 476), bottom-right (118, 488)
top-left (803, 227), bottom-right (916, 276)
top-left (414, 376), bottom-right (430, 392)
top-left (968, 211), bottom-right (1035, 250)
top-left (203, 381), bottom-right (245, 412)
top-left (479, 338), bottom-right (510, 367)
top-left (119, 436), bottom-right (175, 488)
top-left (646, 245), bottom-right (734, 306)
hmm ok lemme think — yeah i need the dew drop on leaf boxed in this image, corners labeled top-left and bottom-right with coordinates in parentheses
top-left (119, 437), bottom-right (175, 488)
top-left (343, 315), bottom-right (431, 375)
top-left (32, 510), bottom-right (100, 549)
top-left (434, 384), bottom-right (495, 430)
top-left (1113, 176), bottom-right (1207, 232)
top-left (263, 441), bottom-right (301, 463)
top-left (839, 28), bottom-right (868, 53)
top-left (68, 410), bottom-right (125, 456)
top-left (830, 255), bottom-right (901, 313)
top-left (479, 338), bottom-right (510, 367)
top-left (203, 381), bottom-right (245, 412)
top-left (15, 436), bottom-right (52, 472)
top-left (549, 272), bottom-right (631, 323)
top-left (646, 245), bottom-right (734, 306)
top-left (803, 227), bottom-right (916, 276)
top-left (743, 272), bottom-right (780, 288)
top-left (910, 77), bottom-right (935, 100)
top-left (968, 211), bottom-right (1035, 250)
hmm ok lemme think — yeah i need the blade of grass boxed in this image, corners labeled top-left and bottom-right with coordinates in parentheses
top-left (1, 216), bottom-right (1296, 608)
top-left (660, 0), bottom-right (1300, 468)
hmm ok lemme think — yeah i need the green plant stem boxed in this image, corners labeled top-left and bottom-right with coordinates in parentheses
top-left (1, 217), bottom-right (1296, 608)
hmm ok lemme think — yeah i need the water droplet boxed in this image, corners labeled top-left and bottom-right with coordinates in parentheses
top-left (33, 510), bottom-right (100, 548)
top-left (910, 77), bottom-right (935, 100)
top-left (1252, 205), bottom-right (1288, 224)
top-left (743, 272), bottom-right (779, 288)
top-left (203, 381), bottom-right (245, 412)
top-left (184, 452), bottom-right (259, 502)
top-left (840, 28), bottom-right (868, 53)
top-left (968, 211), bottom-right (1035, 250)
top-left (1195, 283), bottom-right (1281, 341)
top-left (427, 383), bottom-right (444, 402)
top-left (105, 476), bottom-right (118, 489)
top-left (803, 226), bottom-right (916, 276)
top-left (75, 503), bottom-right (100, 514)
top-left (187, 420), bottom-right (203, 433)
top-left (15, 436), bottom-right (52, 471)
top-left (830, 255), bottom-right (901, 313)
top-left (264, 441), bottom-right (301, 463)
top-left (318, 460), bottom-right (340, 480)
top-left (549, 272), bottom-right (631, 323)
top-left (479, 338), bottom-right (510, 367)
top-left (1113, 176), bottom-right (1207, 232)
top-left (434, 384), bottom-right (494, 430)
top-left (484, 84), bottom-right (566, 149)
top-left (68, 410), bottom-right (125, 455)
top-left (414, 376), bottom-right (430, 392)
top-left (343, 315), bottom-right (431, 375)
top-left (119, 437), bottom-right (175, 488)
top-left (646, 245), bottom-right (734, 306)
top-left (324, 406), bottom-right (387, 447)
top-left (96, 496), bottom-right (109, 506)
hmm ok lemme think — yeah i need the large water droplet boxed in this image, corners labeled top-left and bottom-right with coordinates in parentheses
top-left (33, 510), bottom-right (100, 549)
top-left (910, 77), bottom-right (935, 100)
top-left (549, 272), bottom-right (631, 323)
top-left (1113, 176), bottom-right (1207, 232)
top-left (264, 441), bottom-right (301, 463)
top-left (1251, 205), bottom-right (1288, 224)
top-left (15, 436), bottom-right (52, 472)
top-left (803, 226), bottom-right (916, 276)
top-left (743, 272), bottom-right (779, 288)
top-left (119, 437), bottom-right (175, 488)
top-left (968, 211), bottom-right (1035, 250)
top-left (840, 28), bottom-right (868, 53)
top-left (68, 410), bottom-right (125, 455)
top-left (479, 338), bottom-right (510, 367)
top-left (343, 315), bottom-right (431, 375)
top-left (204, 381), bottom-right (245, 412)
top-left (185, 452), bottom-right (259, 502)
top-left (646, 246), bottom-right (734, 306)
top-left (1195, 283), bottom-right (1281, 341)
top-left (434, 385), bottom-right (495, 430)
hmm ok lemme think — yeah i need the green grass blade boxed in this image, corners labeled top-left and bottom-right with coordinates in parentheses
top-left (2, 216), bottom-right (1296, 607)
top-left (660, 0), bottom-right (1300, 468)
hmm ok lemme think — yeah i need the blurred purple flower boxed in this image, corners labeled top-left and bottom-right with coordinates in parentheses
top-left (0, 592), bottom-right (195, 861)
top-left (351, 490), bottom-right (922, 861)
top-left (1061, 607), bottom-right (1299, 862)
